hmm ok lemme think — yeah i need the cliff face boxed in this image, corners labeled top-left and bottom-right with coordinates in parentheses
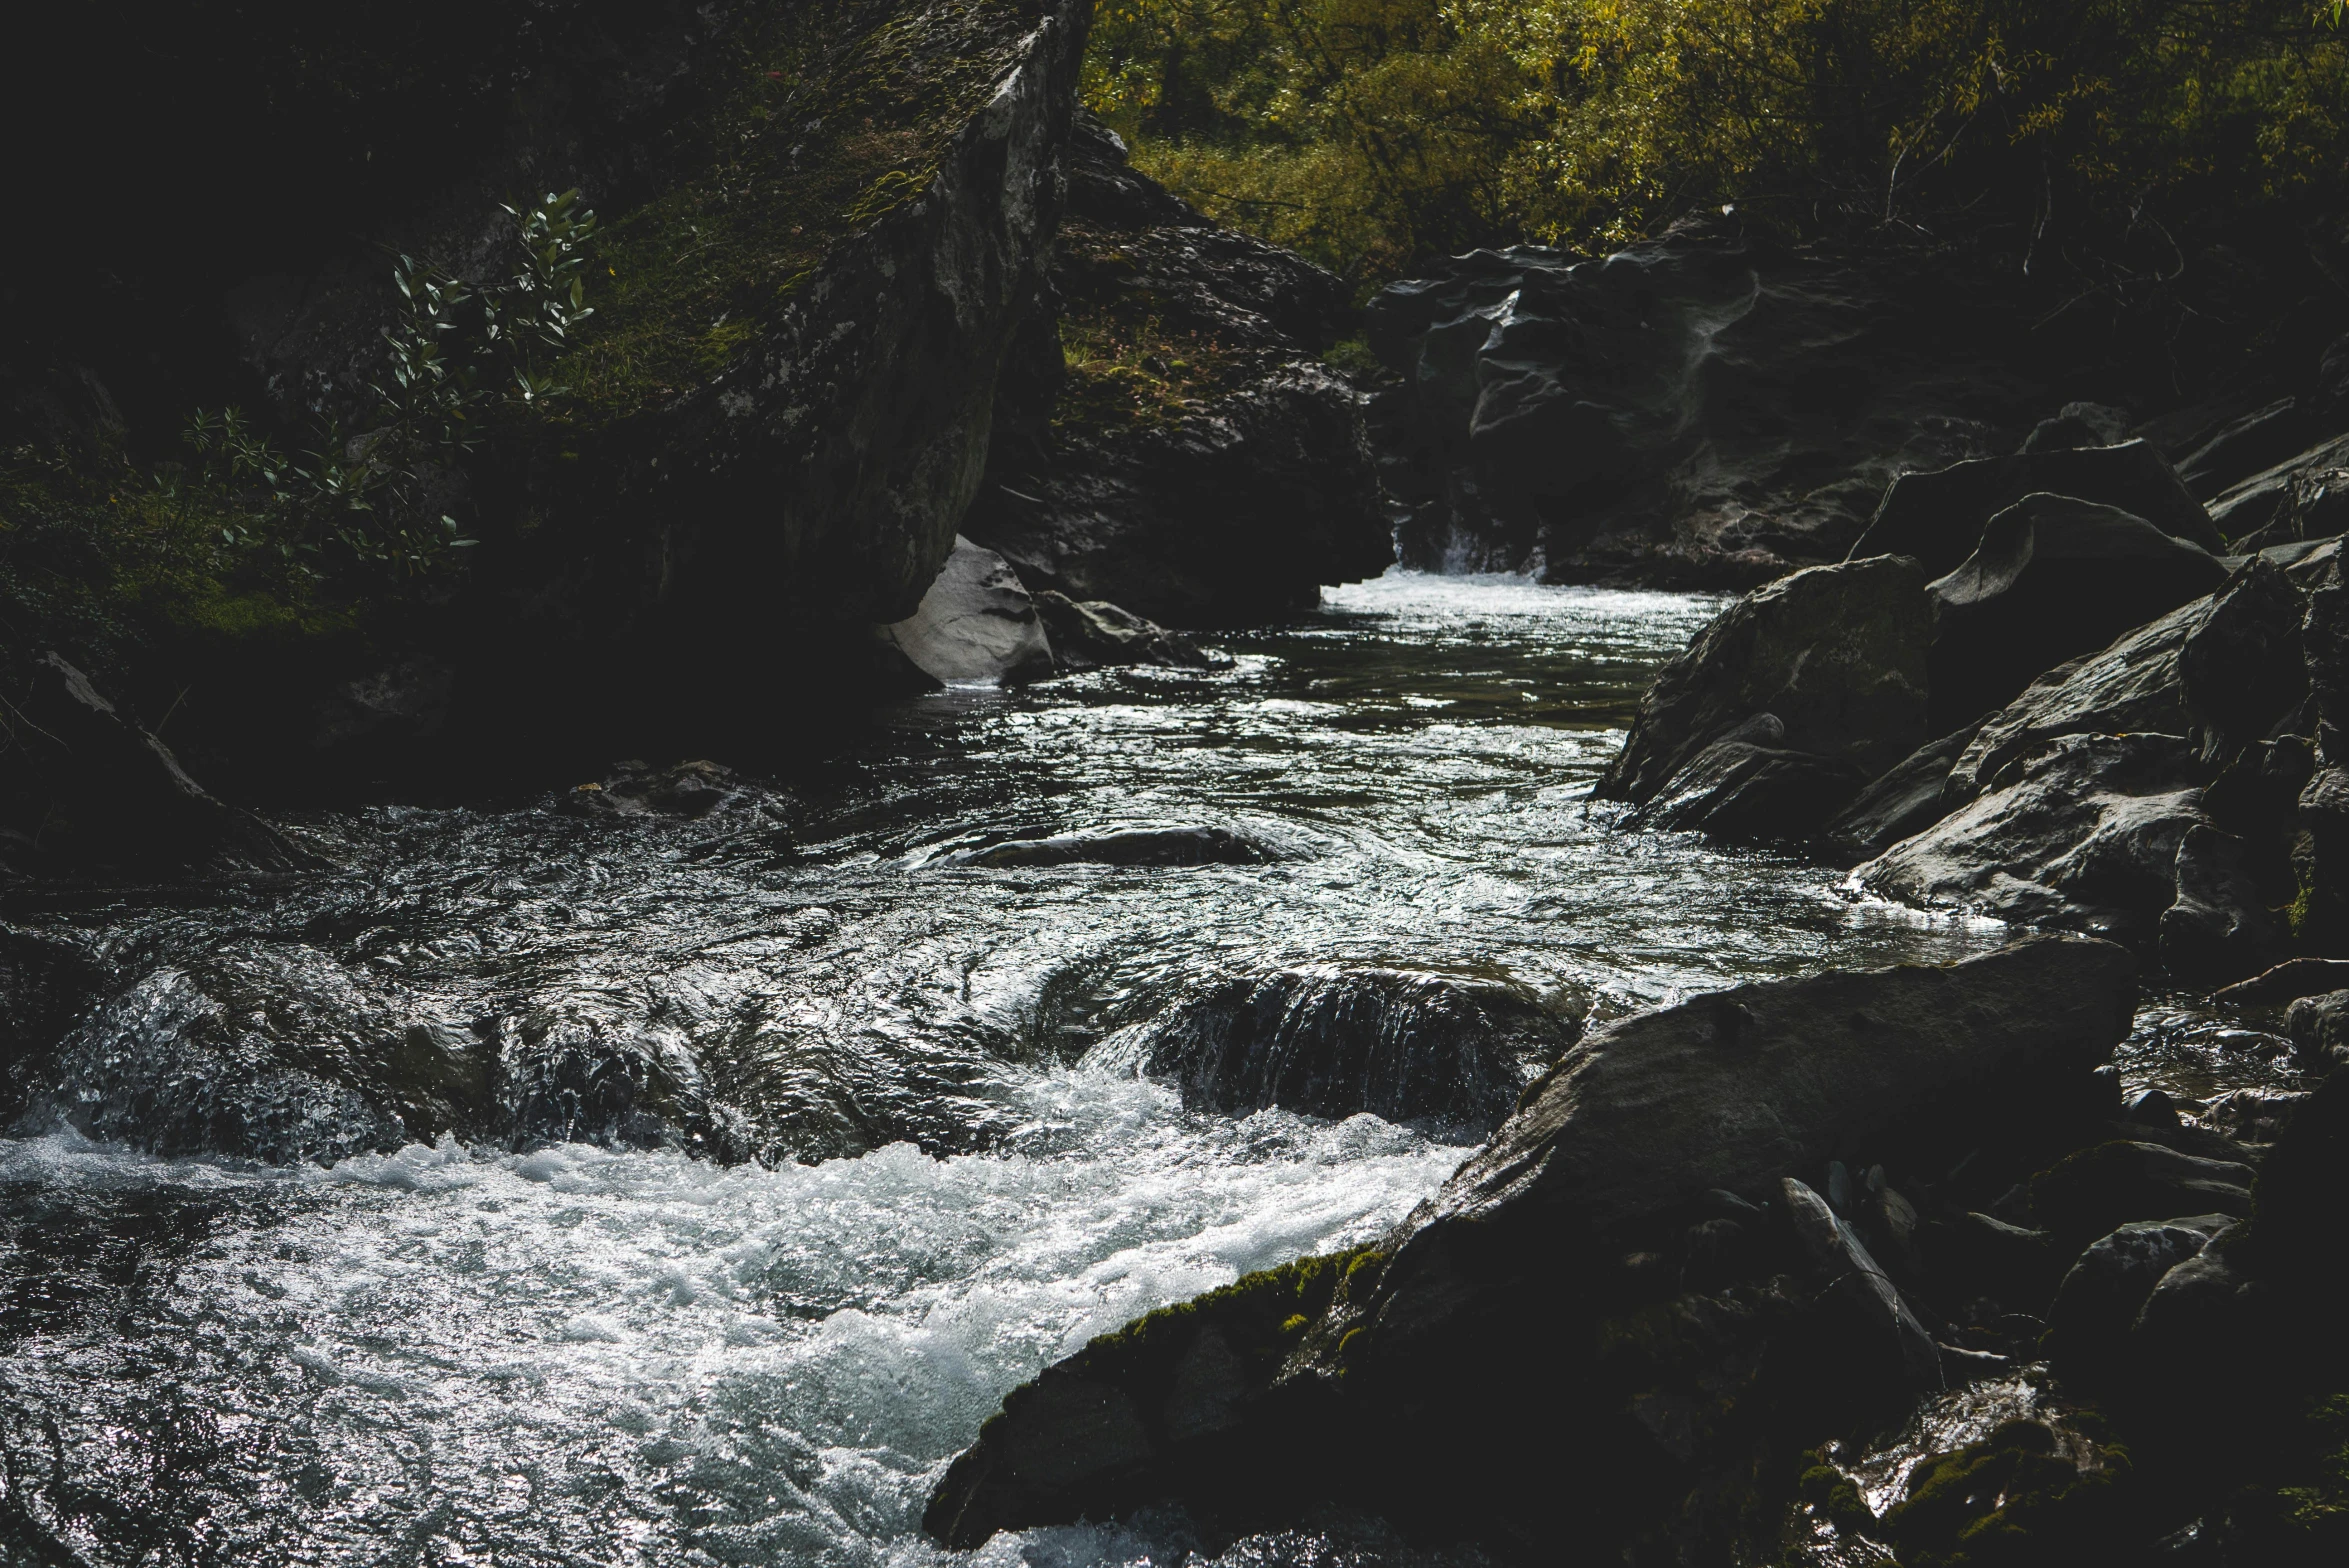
top-left (2, 0), bottom-right (1093, 794)
top-left (960, 116), bottom-right (1392, 628)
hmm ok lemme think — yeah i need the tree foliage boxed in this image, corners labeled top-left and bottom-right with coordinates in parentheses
top-left (1085, 0), bottom-right (2349, 284)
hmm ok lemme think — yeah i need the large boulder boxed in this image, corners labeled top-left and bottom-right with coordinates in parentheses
top-left (1847, 439), bottom-right (2222, 580)
top-left (926, 937), bottom-right (2138, 1551)
top-left (1135, 967), bottom-right (1581, 1134)
top-left (875, 535), bottom-right (1055, 684)
top-left (1621, 714), bottom-right (1871, 842)
top-left (1361, 215), bottom-right (2048, 586)
top-left (1859, 732), bottom-right (2205, 937)
top-left (962, 114), bottom-right (1391, 625)
top-left (1596, 554), bottom-right (1932, 805)
top-left (1821, 719), bottom-right (1987, 861)
top-left (1924, 493), bottom-right (2230, 732)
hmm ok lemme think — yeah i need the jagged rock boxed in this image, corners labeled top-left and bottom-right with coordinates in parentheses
top-left (964, 114), bottom-right (1390, 625)
top-left (2045, 1215), bottom-right (2232, 1376)
top-left (2021, 402), bottom-right (2132, 453)
top-left (1860, 733), bottom-right (2206, 936)
top-left (938, 823), bottom-right (1282, 868)
top-left (1596, 554), bottom-right (1932, 805)
top-left (1924, 494), bottom-right (2230, 732)
top-left (1136, 966), bottom-right (1579, 1133)
top-left (1033, 590), bottom-right (1220, 671)
top-left (2028, 1140), bottom-right (2255, 1244)
top-left (2176, 397), bottom-right (2324, 500)
top-left (1781, 1176), bottom-right (1943, 1393)
top-left (1623, 715), bottom-right (1870, 841)
top-left (1362, 215), bottom-right (2049, 586)
top-left (2301, 557), bottom-right (2349, 755)
top-left (1822, 719), bottom-right (1987, 861)
top-left (5, 652), bottom-right (315, 875)
top-left (875, 535), bottom-right (1056, 684)
top-left (927, 939), bottom-right (2137, 1552)
top-left (2206, 431), bottom-right (2349, 543)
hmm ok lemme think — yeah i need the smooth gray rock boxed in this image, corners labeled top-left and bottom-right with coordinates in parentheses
top-left (1925, 493), bottom-right (2229, 732)
top-left (1596, 554), bottom-right (1932, 805)
top-left (1033, 590), bottom-right (1220, 671)
top-left (2046, 1215), bottom-right (2231, 1374)
top-left (1137, 966), bottom-right (1580, 1133)
top-left (2176, 397), bottom-right (2320, 500)
top-left (876, 536), bottom-right (1056, 684)
top-left (1860, 733), bottom-right (2204, 937)
top-left (1849, 439), bottom-right (2222, 579)
top-left (1783, 1177), bottom-right (1943, 1393)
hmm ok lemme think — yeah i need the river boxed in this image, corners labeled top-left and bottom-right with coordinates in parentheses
top-left (0, 572), bottom-right (2287, 1566)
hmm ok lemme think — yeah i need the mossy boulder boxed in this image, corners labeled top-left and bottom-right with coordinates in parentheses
top-left (922, 1247), bottom-right (1379, 1548)
top-left (1883, 1417), bottom-right (2133, 1567)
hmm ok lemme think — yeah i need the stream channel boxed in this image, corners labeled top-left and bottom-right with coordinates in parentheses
top-left (0, 572), bottom-right (2293, 1566)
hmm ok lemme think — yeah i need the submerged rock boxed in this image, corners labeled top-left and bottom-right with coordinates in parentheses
top-left (1596, 553), bottom-right (1932, 806)
top-left (1137, 967), bottom-right (1579, 1133)
top-left (940, 823), bottom-right (1282, 868)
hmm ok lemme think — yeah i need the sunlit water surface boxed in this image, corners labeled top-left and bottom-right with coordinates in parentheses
top-left (0, 573), bottom-right (2283, 1566)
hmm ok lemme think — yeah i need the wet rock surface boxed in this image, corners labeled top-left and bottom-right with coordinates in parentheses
top-left (1135, 966), bottom-right (1581, 1133)
top-left (1364, 216), bottom-right (2050, 587)
top-left (933, 937), bottom-right (2145, 1552)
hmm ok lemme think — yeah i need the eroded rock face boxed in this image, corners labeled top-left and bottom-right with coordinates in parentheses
top-left (1364, 217), bottom-right (2048, 587)
top-left (963, 115), bottom-right (1391, 625)
top-left (1924, 493), bottom-right (2229, 733)
top-left (1135, 967), bottom-right (1580, 1134)
top-left (1596, 554), bottom-right (1933, 806)
top-left (1848, 439), bottom-right (2222, 579)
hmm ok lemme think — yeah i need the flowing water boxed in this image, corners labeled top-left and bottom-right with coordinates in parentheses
top-left (0, 573), bottom-right (2293, 1566)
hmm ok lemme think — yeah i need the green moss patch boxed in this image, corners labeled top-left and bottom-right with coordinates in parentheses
top-left (1883, 1417), bottom-right (2132, 1567)
top-left (553, 0), bottom-right (1053, 425)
